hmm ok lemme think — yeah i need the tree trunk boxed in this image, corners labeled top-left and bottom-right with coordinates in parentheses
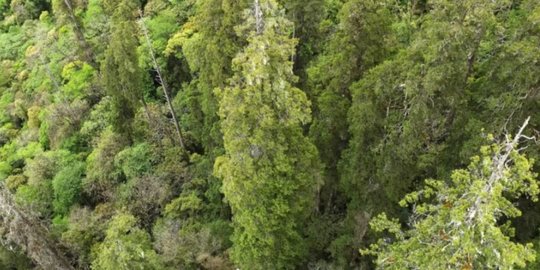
top-left (62, 0), bottom-right (96, 67)
top-left (0, 185), bottom-right (74, 270)
top-left (138, 11), bottom-right (187, 151)
top-left (465, 116), bottom-right (531, 225)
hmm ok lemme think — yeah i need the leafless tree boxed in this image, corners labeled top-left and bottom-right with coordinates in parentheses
top-left (138, 11), bottom-right (187, 150)
top-left (0, 184), bottom-right (74, 269)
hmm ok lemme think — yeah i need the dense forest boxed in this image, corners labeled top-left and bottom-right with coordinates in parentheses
top-left (0, 0), bottom-right (540, 269)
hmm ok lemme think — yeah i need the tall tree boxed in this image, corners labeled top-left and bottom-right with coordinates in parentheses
top-left (164, 0), bottom-right (251, 238)
top-left (214, 0), bottom-right (321, 268)
top-left (308, 0), bottom-right (396, 212)
top-left (341, 0), bottom-right (513, 215)
top-left (363, 118), bottom-right (539, 269)
top-left (52, 0), bottom-right (96, 66)
top-left (177, 0), bottom-right (249, 155)
top-left (334, 1), bottom-right (535, 266)
top-left (139, 10), bottom-right (186, 150)
top-left (280, 0), bottom-right (325, 79)
top-left (101, 0), bottom-right (144, 138)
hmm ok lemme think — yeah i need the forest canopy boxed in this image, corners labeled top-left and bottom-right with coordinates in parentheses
top-left (0, 0), bottom-right (539, 269)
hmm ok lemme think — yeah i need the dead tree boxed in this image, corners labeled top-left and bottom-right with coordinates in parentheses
top-left (138, 11), bottom-right (187, 150)
top-left (0, 184), bottom-right (74, 270)
top-left (465, 116), bottom-right (533, 225)
top-left (59, 0), bottom-right (97, 67)
top-left (254, 0), bottom-right (264, 34)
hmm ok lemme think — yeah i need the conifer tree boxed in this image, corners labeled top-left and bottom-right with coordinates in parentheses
top-left (308, 0), bottom-right (395, 211)
top-left (101, 0), bottom-right (144, 138)
top-left (165, 0), bottom-right (251, 232)
top-left (179, 0), bottom-right (249, 155)
top-left (280, 0), bottom-right (325, 77)
top-left (52, 0), bottom-right (96, 66)
top-left (363, 118), bottom-right (539, 269)
top-left (214, 0), bottom-right (320, 268)
top-left (341, 0), bottom-right (512, 215)
top-left (139, 11), bottom-right (186, 150)
top-left (2, 0), bottom-right (540, 268)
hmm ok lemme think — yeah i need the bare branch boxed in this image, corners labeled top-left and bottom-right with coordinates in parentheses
top-left (465, 116), bottom-right (531, 226)
top-left (138, 10), bottom-right (187, 151)
top-left (254, 0), bottom-right (264, 34)
top-left (0, 184), bottom-right (74, 269)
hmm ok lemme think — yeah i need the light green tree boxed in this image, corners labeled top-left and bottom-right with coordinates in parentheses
top-left (91, 213), bottom-right (163, 270)
top-left (362, 118), bottom-right (539, 269)
top-left (165, 0), bottom-right (250, 229)
top-left (214, 0), bottom-right (321, 268)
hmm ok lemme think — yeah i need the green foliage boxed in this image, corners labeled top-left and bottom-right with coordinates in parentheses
top-left (215, 1), bottom-right (321, 268)
top-left (341, 0), bottom-right (532, 217)
top-left (52, 160), bottom-right (85, 215)
top-left (115, 143), bottom-right (154, 180)
top-left (280, 0), bottom-right (325, 76)
top-left (62, 204), bottom-right (115, 268)
top-left (15, 182), bottom-right (52, 215)
top-left (80, 97), bottom-right (116, 141)
top-left (5, 173), bottom-right (26, 190)
top-left (175, 0), bottom-right (248, 155)
top-left (363, 140), bottom-right (540, 269)
top-left (118, 175), bottom-right (171, 226)
top-left (153, 217), bottom-right (232, 269)
top-left (141, 5), bottom-right (181, 55)
top-left (60, 61), bottom-right (95, 99)
top-left (40, 100), bottom-right (90, 149)
top-left (83, 0), bottom-right (109, 56)
top-left (0, 0), bottom-right (540, 269)
top-left (16, 150), bottom-right (81, 216)
top-left (84, 128), bottom-right (127, 201)
top-left (8, 0), bottom-right (48, 22)
top-left (91, 212), bottom-right (164, 270)
top-left (0, 245), bottom-right (33, 270)
top-left (0, 25), bottom-right (26, 59)
top-left (101, 0), bottom-right (144, 137)
top-left (0, 0), bottom-right (9, 21)
top-left (307, 3), bottom-right (396, 243)
top-left (165, 190), bottom-right (202, 217)
top-left (524, 236), bottom-right (540, 270)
